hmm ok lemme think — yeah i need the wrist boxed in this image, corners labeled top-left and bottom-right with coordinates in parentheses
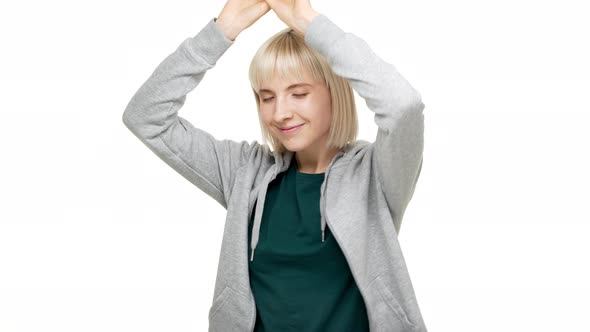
top-left (295, 10), bottom-right (320, 36)
top-left (214, 17), bottom-right (239, 41)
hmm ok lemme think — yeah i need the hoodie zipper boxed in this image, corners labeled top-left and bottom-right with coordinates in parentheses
top-left (319, 152), bottom-right (370, 329)
top-left (249, 295), bottom-right (257, 331)
top-left (248, 163), bottom-right (280, 332)
top-left (317, 201), bottom-right (370, 327)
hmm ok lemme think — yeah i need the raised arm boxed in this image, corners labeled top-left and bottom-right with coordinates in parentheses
top-left (303, 14), bottom-right (425, 234)
top-left (122, 15), bottom-right (267, 209)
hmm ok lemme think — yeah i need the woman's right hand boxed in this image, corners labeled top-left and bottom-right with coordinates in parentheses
top-left (215, 0), bottom-right (271, 41)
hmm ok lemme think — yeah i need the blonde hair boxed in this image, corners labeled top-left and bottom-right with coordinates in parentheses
top-left (248, 27), bottom-right (358, 155)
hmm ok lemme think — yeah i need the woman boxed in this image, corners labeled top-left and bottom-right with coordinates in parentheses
top-left (122, 0), bottom-right (427, 331)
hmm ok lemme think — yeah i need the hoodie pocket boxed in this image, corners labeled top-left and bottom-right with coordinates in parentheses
top-left (208, 285), bottom-right (253, 331)
top-left (208, 286), bottom-right (231, 320)
top-left (368, 274), bottom-right (418, 331)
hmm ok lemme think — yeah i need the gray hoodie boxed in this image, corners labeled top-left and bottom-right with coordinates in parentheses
top-left (122, 13), bottom-right (427, 332)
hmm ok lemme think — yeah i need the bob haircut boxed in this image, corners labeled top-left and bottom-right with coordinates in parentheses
top-left (248, 27), bottom-right (358, 155)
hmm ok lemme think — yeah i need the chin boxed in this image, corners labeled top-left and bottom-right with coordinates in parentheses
top-left (281, 141), bottom-right (308, 152)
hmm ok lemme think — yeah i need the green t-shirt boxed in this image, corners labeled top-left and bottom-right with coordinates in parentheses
top-left (248, 156), bottom-right (370, 331)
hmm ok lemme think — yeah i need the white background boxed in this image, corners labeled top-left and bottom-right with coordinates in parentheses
top-left (1, 0), bottom-right (589, 331)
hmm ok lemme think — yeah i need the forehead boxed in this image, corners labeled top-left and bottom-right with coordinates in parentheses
top-left (258, 66), bottom-right (317, 93)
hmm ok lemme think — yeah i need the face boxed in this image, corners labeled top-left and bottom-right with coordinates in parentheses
top-left (258, 69), bottom-right (333, 153)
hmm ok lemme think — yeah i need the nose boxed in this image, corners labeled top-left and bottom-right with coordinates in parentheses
top-left (272, 97), bottom-right (293, 123)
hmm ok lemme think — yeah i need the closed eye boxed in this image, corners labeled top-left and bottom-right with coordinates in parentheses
top-left (262, 94), bottom-right (308, 102)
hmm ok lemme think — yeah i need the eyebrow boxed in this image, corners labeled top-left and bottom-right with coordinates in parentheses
top-left (259, 83), bottom-right (312, 93)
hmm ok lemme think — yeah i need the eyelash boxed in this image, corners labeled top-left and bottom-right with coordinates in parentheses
top-left (262, 94), bottom-right (308, 102)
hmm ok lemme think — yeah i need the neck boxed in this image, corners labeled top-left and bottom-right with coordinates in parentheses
top-left (294, 146), bottom-right (342, 174)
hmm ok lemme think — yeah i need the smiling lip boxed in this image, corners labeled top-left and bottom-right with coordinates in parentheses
top-left (279, 124), bottom-right (304, 133)
top-left (279, 124), bottom-right (304, 131)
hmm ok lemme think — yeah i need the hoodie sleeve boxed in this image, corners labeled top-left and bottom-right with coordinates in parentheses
top-left (304, 14), bottom-right (425, 234)
top-left (122, 17), bottom-right (260, 210)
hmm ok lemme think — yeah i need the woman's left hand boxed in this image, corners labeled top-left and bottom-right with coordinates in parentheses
top-left (265, 0), bottom-right (320, 36)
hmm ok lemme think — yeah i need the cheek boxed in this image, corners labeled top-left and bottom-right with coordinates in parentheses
top-left (311, 103), bottom-right (333, 126)
top-left (309, 94), bottom-right (332, 122)
top-left (259, 110), bottom-right (272, 124)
